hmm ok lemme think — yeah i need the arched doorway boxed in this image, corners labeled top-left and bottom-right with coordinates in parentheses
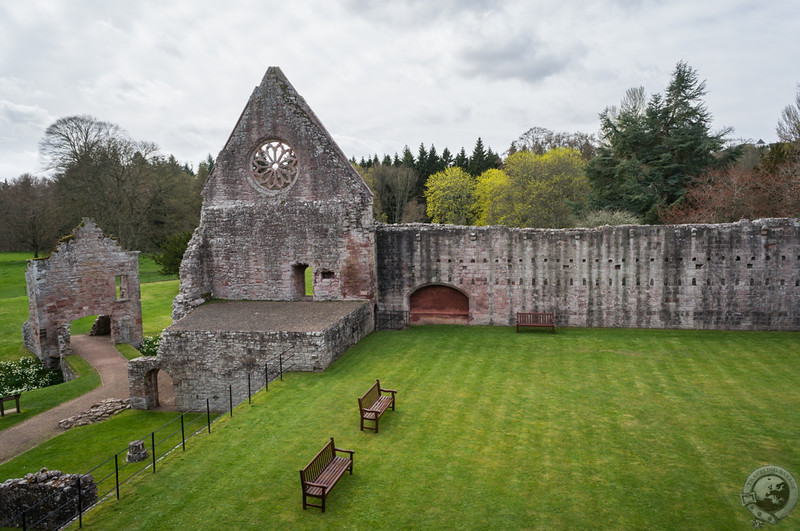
top-left (292, 263), bottom-right (313, 300)
top-left (409, 285), bottom-right (469, 324)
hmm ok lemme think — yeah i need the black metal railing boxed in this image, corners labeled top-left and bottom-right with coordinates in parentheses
top-left (1, 347), bottom-right (299, 530)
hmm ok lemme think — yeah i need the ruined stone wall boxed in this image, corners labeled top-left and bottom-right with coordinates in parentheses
top-left (0, 469), bottom-right (96, 530)
top-left (172, 67), bottom-right (375, 321)
top-left (130, 302), bottom-right (372, 411)
top-left (23, 219), bottom-right (143, 369)
top-left (376, 218), bottom-right (800, 330)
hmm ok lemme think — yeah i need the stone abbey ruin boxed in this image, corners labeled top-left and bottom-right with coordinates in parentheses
top-left (121, 67), bottom-right (797, 411)
top-left (23, 219), bottom-right (143, 372)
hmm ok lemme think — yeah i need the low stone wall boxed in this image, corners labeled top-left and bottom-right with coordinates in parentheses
top-left (0, 469), bottom-right (96, 530)
top-left (129, 302), bottom-right (373, 411)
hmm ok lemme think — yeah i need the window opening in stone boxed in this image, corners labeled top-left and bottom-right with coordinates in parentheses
top-left (116, 275), bottom-right (129, 300)
top-left (321, 270), bottom-right (335, 280)
top-left (250, 140), bottom-right (299, 191)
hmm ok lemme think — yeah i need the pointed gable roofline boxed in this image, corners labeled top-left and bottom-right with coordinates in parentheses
top-left (204, 66), bottom-right (371, 204)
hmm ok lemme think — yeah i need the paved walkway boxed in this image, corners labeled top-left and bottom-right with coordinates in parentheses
top-left (0, 335), bottom-right (131, 465)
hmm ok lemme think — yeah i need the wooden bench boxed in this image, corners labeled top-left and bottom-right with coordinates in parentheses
top-left (1, 393), bottom-right (21, 417)
top-left (358, 379), bottom-right (397, 433)
top-left (516, 312), bottom-right (555, 334)
top-left (299, 437), bottom-right (354, 512)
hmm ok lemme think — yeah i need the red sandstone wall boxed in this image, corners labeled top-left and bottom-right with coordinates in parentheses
top-left (376, 219), bottom-right (800, 331)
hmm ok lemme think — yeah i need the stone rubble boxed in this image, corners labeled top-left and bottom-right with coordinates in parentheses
top-left (58, 398), bottom-right (130, 430)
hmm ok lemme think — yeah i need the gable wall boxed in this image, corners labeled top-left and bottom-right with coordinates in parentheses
top-left (23, 220), bottom-right (143, 369)
top-left (173, 68), bottom-right (374, 320)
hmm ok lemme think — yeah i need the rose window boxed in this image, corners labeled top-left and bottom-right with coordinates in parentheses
top-left (250, 140), bottom-right (299, 191)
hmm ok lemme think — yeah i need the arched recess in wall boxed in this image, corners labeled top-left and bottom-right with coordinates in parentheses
top-left (409, 284), bottom-right (469, 325)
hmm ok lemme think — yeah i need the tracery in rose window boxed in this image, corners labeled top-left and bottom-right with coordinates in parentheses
top-left (250, 140), bottom-right (298, 191)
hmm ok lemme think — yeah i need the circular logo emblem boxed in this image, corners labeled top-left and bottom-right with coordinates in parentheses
top-left (248, 140), bottom-right (299, 192)
top-left (741, 466), bottom-right (797, 527)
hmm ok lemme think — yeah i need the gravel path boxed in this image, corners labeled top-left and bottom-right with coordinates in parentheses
top-left (0, 335), bottom-right (130, 465)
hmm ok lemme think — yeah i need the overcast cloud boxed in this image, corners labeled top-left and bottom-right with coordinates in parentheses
top-left (0, 0), bottom-right (797, 180)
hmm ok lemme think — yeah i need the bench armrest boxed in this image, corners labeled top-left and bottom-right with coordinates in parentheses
top-left (334, 447), bottom-right (354, 457)
top-left (303, 480), bottom-right (328, 489)
top-left (380, 388), bottom-right (397, 395)
top-left (362, 408), bottom-right (382, 415)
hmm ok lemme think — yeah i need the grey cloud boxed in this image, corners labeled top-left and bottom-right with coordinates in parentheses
top-left (456, 32), bottom-right (587, 84)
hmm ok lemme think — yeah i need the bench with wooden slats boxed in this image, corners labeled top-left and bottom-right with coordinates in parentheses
top-left (299, 437), bottom-right (354, 512)
top-left (516, 312), bottom-right (555, 333)
top-left (358, 378), bottom-right (397, 433)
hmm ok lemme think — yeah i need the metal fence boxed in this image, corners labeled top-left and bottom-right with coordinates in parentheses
top-left (1, 347), bottom-right (299, 530)
top-left (375, 310), bottom-right (408, 330)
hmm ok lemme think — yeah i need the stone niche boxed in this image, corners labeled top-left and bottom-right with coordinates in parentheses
top-left (22, 219), bottom-right (143, 370)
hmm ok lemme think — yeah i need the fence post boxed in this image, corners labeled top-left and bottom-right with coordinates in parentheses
top-left (181, 414), bottom-right (186, 451)
top-left (151, 431), bottom-right (156, 473)
top-left (115, 454), bottom-right (120, 500)
top-left (229, 385), bottom-right (233, 417)
top-left (248, 373), bottom-right (251, 404)
top-left (76, 477), bottom-right (83, 528)
top-left (206, 399), bottom-right (211, 433)
top-left (22, 509), bottom-right (26, 531)
top-left (265, 364), bottom-right (269, 391)
top-left (279, 353), bottom-right (283, 381)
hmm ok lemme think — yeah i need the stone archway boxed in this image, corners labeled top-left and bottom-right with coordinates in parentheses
top-left (128, 358), bottom-right (174, 410)
top-left (409, 284), bottom-right (469, 324)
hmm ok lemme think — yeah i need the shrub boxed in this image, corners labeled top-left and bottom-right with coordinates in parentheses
top-left (138, 335), bottom-right (161, 356)
top-left (578, 209), bottom-right (642, 227)
top-left (0, 357), bottom-right (63, 396)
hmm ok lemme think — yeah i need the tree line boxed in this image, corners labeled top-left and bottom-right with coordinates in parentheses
top-left (357, 62), bottom-right (800, 228)
top-left (2, 62), bottom-right (798, 260)
top-left (0, 115), bottom-right (209, 258)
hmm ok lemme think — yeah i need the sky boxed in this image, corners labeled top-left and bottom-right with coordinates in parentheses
top-left (1, 0), bottom-right (798, 180)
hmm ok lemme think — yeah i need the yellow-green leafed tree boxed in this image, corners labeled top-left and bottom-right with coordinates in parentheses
top-left (424, 167), bottom-right (477, 225)
top-left (504, 148), bottom-right (590, 228)
top-left (474, 168), bottom-right (512, 226)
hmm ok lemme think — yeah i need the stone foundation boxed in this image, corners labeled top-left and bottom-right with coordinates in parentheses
top-left (129, 301), bottom-right (373, 411)
top-left (58, 398), bottom-right (130, 430)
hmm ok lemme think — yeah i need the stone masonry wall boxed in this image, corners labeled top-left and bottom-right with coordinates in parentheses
top-left (172, 67), bottom-right (375, 321)
top-left (22, 219), bottom-right (143, 369)
top-left (130, 302), bottom-right (372, 411)
top-left (376, 218), bottom-right (800, 330)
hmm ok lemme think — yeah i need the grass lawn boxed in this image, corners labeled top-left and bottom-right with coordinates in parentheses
top-left (4, 325), bottom-right (785, 530)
